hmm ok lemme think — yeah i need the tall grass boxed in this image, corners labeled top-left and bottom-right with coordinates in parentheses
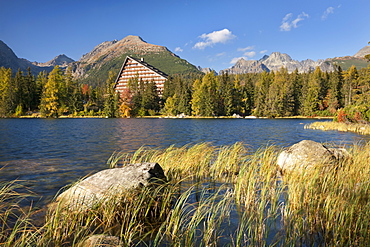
top-left (305, 121), bottom-right (370, 135)
top-left (1, 142), bottom-right (370, 246)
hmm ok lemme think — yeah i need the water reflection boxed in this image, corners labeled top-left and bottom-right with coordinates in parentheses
top-left (0, 118), bottom-right (369, 206)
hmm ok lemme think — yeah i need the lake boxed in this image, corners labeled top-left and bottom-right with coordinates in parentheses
top-left (0, 118), bottom-right (369, 206)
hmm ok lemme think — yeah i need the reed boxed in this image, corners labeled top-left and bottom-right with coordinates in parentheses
top-left (0, 181), bottom-right (37, 247)
top-left (305, 121), bottom-right (370, 135)
top-left (1, 142), bottom-right (370, 246)
top-left (281, 142), bottom-right (370, 246)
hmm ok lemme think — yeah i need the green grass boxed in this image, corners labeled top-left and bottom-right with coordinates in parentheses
top-left (78, 52), bottom-right (203, 87)
top-left (330, 57), bottom-right (368, 71)
top-left (1, 142), bottom-right (370, 246)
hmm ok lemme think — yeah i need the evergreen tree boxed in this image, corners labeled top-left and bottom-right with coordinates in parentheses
top-left (13, 68), bottom-right (25, 115)
top-left (35, 71), bottom-right (48, 111)
top-left (289, 69), bottom-right (302, 116)
top-left (238, 74), bottom-right (255, 116)
top-left (64, 67), bottom-right (82, 115)
top-left (343, 65), bottom-right (359, 106)
top-left (141, 80), bottom-right (160, 115)
top-left (175, 76), bottom-right (192, 115)
top-left (22, 67), bottom-right (37, 112)
top-left (103, 71), bottom-right (119, 117)
top-left (302, 67), bottom-right (322, 115)
top-left (266, 68), bottom-right (286, 117)
top-left (327, 65), bottom-right (343, 113)
top-left (254, 71), bottom-right (273, 116)
top-left (191, 79), bottom-right (203, 116)
top-left (218, 72), bottom-right (234, 116)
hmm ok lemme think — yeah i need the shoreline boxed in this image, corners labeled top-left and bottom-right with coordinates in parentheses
top-left (8, 114), bottom-right (335, 120)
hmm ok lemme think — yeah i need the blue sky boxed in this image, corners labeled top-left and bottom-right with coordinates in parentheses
top-left (1, 0), bottom-right (369, 72)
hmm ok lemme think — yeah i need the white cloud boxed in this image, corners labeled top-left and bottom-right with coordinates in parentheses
top-left (193, 29), bottom-right (236, 49)
top-left (237, 46), bottom-right (254, 52)
top-left (175, 47), bottom-right (183, 52)
top-left (322, 7), bottom-right (334, 20)
top-left (230, 57), bottom-right (247, 64)
top-left (260, 50), bottom-right (268, 54)
top-left (244, 51), bottom-right (256, 58)
top-left (280, 12), bottom-right (309, 31)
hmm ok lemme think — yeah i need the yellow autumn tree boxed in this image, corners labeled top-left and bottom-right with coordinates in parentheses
top-left (40, 66), bottom-right (63, 117)
top-left (0, 67), bottom-right (12, 116)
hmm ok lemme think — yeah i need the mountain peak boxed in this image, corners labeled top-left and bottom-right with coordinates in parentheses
top-left (354, 46), bottom-right (370, 58)
top-left (121, 35), bottom-right (145, 42)
top-left (78, 35), bottom-right (168, 64)
top-left (222, 51), bottom-right (335, 74)
top-left (35, 54), bottom-right (75, 67)
top-left (264, 52), bottom-right (293, 63)
top-left (0, 40), bottom-right (41, 73)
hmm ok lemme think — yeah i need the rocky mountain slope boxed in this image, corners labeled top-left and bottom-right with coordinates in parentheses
top-left (221, 52), bottom-right (335, 74)
top-left (0, 36), bottom-right (201, 84)
top-left (70, 35), bottom-right (201, 86)
top-left (0, 41), bottom-right (75, 74)
top-left (354, 46), bottom-right (370, 58)
top-left (0, 40), bottom-right (41, 73)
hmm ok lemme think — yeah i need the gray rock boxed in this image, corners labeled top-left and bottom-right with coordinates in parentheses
top-left (277, 140), bottom-right (347, 173)
top-left (56, 162), bottom-right (166, 210)
top-left (354, 45), bottom-right (370, 58)
top-left (77, 234), bottom-right (122, 247)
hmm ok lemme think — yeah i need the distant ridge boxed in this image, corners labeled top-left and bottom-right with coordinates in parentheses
top-left (33, 54), bottom-right (75, 68)
top-left (221, 52), bottom-right (334, 74)
top-left (0, 40), bottom-right (42, 73)
top-left (0, 38), bottom-right (368, 80)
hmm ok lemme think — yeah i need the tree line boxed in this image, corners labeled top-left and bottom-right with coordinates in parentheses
top-left (0, 64), bottom-right (370, 122)
top-left (0, 66), bottom-right (119, 118)
top-left (162, 65), bottom-right (370, 122)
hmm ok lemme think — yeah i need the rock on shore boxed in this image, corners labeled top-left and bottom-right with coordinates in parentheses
top-left (55, 162), bottom-right (167, 210)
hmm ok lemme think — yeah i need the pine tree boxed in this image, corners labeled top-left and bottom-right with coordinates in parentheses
top-left (289, 69), bottom-right (302, 116)
top-left (141, 80), bottom-right (160, 115)
top-left (103, 71), bottom-right (119, 118)
top-left (343, 65), bottom-right (359, 106)
top-left (327, 65), bottom-right (343, 113)
top-left (64, 67), bottom-right (82, 115)
top-left (254, 71), bottom-right (273, 116)
top-left (191, 79), bottom-right (203, 116)
top-left (13, 69), bottom-right (25, 115)
top-left (302, 67), bottom-right (322, 116)
top-left (238, 75), bottom-right (255, 116)
top-left (24, 67), bottom-right (37, 112)
top-left (35, 71), bottom-right (48, 111)
top-left (218, 72), bottom-right (234, 116)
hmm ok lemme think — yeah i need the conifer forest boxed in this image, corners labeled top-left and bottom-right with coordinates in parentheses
top-left (0, 64), bottom-right (370, 123)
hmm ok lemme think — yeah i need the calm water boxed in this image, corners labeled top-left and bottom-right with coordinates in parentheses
top-left (0, 118), bottom-right (369, 206)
